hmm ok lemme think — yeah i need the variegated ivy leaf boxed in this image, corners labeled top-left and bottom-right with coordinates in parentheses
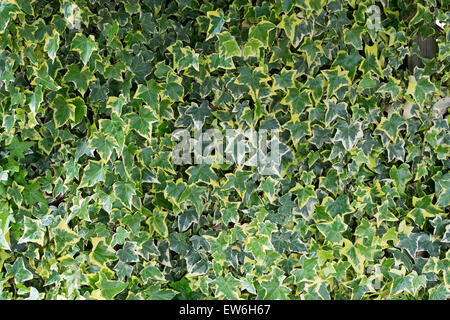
top-left (217, 32), bottom-right (240, 59)
top-left (51, 95), bottom-right (75, 127)
top-left (360, 44), bottom-right (384, 78)
top-left (278, 13), bottom-right (302, 48)
top-left (44, 31), bottom-right (60, 62)
top-left (5, 257), bottom-right (33, 283)
top-left (79, 160), bottom-right (106, 188)
top-left (333, 120), bottom-right (363, 151)
top-left (213, 274), bottom-right (240, 299)
top-left (322, 67), bottom-right (350, 99)
top-left (290, 184), bottom-right (317, 208)
top-left (113, 181), bottom-right (137, 209)
top-left (299, 37), bottom-right (324, 67)
top-left (0, 2), bottom-right (19, 30)
top-left (178, 207), bottom-right (198, 232)
top-left (185, 101), bottom-right (212, 129)
top-left (168, 41), bottom-right (199, 72)
top-left (205, 10), bottom-right (227, 40)
top-left (186, 164), bottom-right (217, 185)
top-left (71, 33), bottom-right (97, 65)
top-left (18, 216), bottom-right (45, 246)
top-left (63, 64), bottom-right (94, 95)
top-left (31, 64), bottom-right (61, 91)
top-left (378, 112), bottom-right (405, 142)
top-left (96, 273), bottom-right (127, 300)
top-left (344, 24), bottom-right (364, 50)
top-left (407, 75), bottom-right (436, 106)
top-left (106, 94), bottom-right (127, 116)
top-left (248, 20), bottom-right (276, 47)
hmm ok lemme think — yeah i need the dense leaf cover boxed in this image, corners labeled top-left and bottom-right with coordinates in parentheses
top-left (0, 0), bottom-right (449, 300)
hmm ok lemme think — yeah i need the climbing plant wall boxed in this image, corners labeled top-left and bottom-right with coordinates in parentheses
top-left (0, 0), bottom-right (449, 300)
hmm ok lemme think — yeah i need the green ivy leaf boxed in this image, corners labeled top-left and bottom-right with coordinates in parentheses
top-left (97, 273), bottom-right (127, 299)
top-left (333, 120), bottom-right (363, 151)
top-left (248, 21), bottom-right (276, 47)
top-left (63, 64), bottom-right (94, 94)
top-left (52, 95), bottom-right (75, 127)
top-left (206, 10), bottom-right (226, 40)
top-left (44, 31), bottom-right (60, 61)
top-left (71, 33), bottom-right (97, 65)
top-left (113, 181), bottom-right (137, 209)
top-left (18, 216), bottom-right (45, 246)
top-left (317, 215), bottom-right (347, 244)
top-left (5, 257), bottom-right (33, 283)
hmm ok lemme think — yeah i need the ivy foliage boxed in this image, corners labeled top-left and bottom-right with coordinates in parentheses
top-left (0, 0), bottom-right (449, 300)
